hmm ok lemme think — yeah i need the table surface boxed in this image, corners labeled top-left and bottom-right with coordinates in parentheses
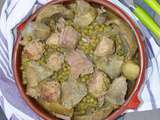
top-left (0, 0), bottom-right (160, 120)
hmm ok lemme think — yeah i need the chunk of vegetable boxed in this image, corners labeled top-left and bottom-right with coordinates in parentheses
top-left (25, 62), bottom-right (52, 83)
top-left (94, 37), bottom-right (114, 57)
top-left (61, 80), bottom-right (87, 109)
top-left (88, 70), bottom-right (110, 98)
top-left (60, 26), bottom-right (80, 49)
top-left (66, 50), bottom-right (94, 79)
top-left (24, 41), bottom-right (44, 60)
top-left (105, 76), bottom-right (127, 105)
top-left (40, 100), bottom-right (73, 117)
top-left (122, 60), bottom-right (140, 80)
top-left (46, 32), bottom-right (60, 46)
top-left (22, 22), bottom-right (51, 41)
top-left (46, 52), bottom-right (64, 71)
top-left (74, 0), bottom-right (97, 27)
top-left (26, 86), bottom-right (40, 99)
top-left (96, 55), bottom-right (124, 79)
top-left (39, 80), bottom-right (60, 102)
top-left (36, 4), bottom-right (67, 21)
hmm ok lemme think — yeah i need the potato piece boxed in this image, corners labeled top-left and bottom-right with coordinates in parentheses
top-left (24, 41), bottom-right (44, 60)
top-left (46, 32), bottom-right (60, 46)
top-left (22, 22), bottom-right (51, 41)
top-left (88, 70), bottom-right (110, 98)
top-left (105, 76), bottom-right (127, 105)
top-left (122, 60), bottom-right (140, 80)
top-left (74, 0), bottom-right (97, 27)
top-left (60, 26), bottom-right (80, 49)
top-left (94, 37), bottom-right (114, 57)
top-left (39, 80), bottom-right (60, 102)
top-left (46, 52), bottom-right (64, 71)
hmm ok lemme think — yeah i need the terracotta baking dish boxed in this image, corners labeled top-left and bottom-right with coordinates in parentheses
top-left (13, 0), bottom-right (147, 120)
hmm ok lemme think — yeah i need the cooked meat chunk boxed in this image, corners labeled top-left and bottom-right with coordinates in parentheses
top-left (105, 76), bottom-right (127, 105)
top-left (88, 70), bottom-right (110, 98)
top-left (60, 26), bottom-right (80, 49)
top-left (66, 50), bottom-right (94, 79)
top-left (94, 37), bottom-right (114, 57)
top-left (24, 41), bottom-right (44, 60)
top-left (46, 52), bottom-right (64, 71)
top-left (39, 80), bottom-right (60, 102)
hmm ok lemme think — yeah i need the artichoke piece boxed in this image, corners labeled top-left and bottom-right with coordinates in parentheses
top-left (36, 4), bottom-right (67, 21)
top-left (60, 26), bottom-right (80, 49)
top-left (74, 0), bottom-right (97, 27)
top-left (122, 60), bottom-right (140, 80)
top-left (39, 100), bottom-right (73, 117)
top-left (88, 70), bottom-right (110, 98)
top-left (94, 36), bottom-right (114, 57)
top-left (46, 52), bottom-right (64, 71)
top-left (106, 19), bottom-right (137, 58)
top-left (61, 80), bottom-right (87, 109)
top-left (39, 80), bottom-right (60, 102)
top-left (105, 76), bottom-right (127, 105)
top-left (22, 22), bottom-right (51, 41)
top-left (24, 41), bottom-right (44, 60)
top-left (25, 61), bottom-right (52, 83)
top-left (96, 55), bottom-right (124, 79)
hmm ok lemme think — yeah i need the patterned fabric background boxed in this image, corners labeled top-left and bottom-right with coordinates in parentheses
top-left (0, 0), bottom-right (160, 120)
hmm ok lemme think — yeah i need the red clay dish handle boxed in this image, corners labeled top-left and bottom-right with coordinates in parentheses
top-left (126, 91), bottom-right (141, 109)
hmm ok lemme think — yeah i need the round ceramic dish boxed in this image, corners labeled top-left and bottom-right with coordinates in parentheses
top-left (13, 0), bottom-right (147, 120)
